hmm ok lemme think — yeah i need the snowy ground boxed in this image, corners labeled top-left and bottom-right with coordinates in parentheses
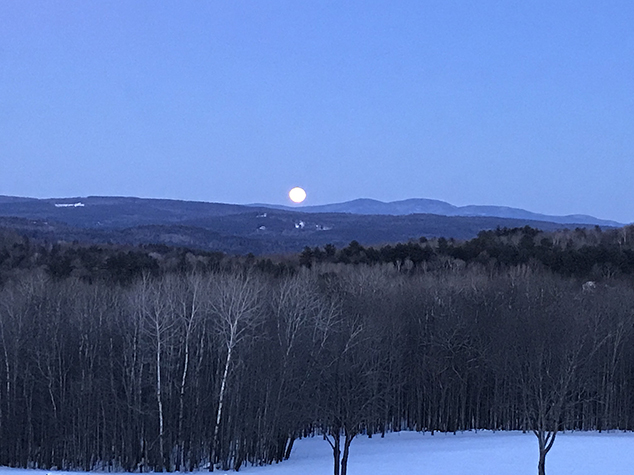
top-left (0, 431), bottom-right (632, 475)
top-left (239, 430), bottom-right (634, 475)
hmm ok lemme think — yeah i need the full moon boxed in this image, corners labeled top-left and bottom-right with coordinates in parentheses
top-left (289, 187), bottom-right (307, 203)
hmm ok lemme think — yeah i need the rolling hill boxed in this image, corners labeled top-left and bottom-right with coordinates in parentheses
top-left (0, 195), bottom-right (619, 255)
top-left (253, 198), bottom-right (622, 227)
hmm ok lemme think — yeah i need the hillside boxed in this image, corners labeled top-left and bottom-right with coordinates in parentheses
top-left (0, 195), bottom-right (617, 254)
top-left (254, 198), bottom-right (623, 227)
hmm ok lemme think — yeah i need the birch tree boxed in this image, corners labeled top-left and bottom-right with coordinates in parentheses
top-left (208, 271), bottom-right (264, 471)
top-left (174, 273), bottom-right (205, 470)
top-left (135, 275), bottom-right (178, 470)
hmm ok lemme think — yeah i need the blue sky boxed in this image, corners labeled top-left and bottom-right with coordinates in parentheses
top-left (1, 1), bottom-right (633, 222)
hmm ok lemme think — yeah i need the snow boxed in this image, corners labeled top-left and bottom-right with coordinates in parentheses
top-left (54, 202), bottom-right (85, 208)
top-left (238, 431), bottom-right (634, 475)
top-left (0, 431), bottom-right (632, 475)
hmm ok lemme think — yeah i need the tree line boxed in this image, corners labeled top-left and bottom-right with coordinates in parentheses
top-left (300, 225), bottom-right (634, 279)
top-left (3, 225), bottom-right (634, 284)
top-left (0, 225), bottom-right (633, 474)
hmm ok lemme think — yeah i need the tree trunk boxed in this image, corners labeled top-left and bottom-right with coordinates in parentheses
top-left (210, 345), bottom-right (232, 471)
top-left (538, 451), bottom-right (546, 475)
top-left (325, 433), bottom-right (341, 475)
top-left (155, 319), bottom-right (165, 471)
top-left (284, 436), bottom-right (295, 460)
top-left (332, 435), bottom-right (340, 475)
top-left (534, 429), bottom-right (556, 475)
top-left (340, 431), bottom-right (355, 475)
top-left (177, 322), bottom-right (192, 470)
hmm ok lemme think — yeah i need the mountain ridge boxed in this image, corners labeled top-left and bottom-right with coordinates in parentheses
top-left (0, 195), bottom-right (623, 255)
top-left (251, 198), bottom-right (623, 227)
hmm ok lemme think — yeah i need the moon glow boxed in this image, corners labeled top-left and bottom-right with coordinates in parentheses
top-left (289, 187), bottom-right (307, 203)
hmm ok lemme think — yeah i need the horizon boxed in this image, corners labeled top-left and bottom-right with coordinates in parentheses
top-left (1, 192), bottom-right (627, 225)
top-left (1, 2), bottom-right (632, 222)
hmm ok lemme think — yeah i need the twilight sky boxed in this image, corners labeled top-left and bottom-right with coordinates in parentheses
top-left (1, 1), bottom-right (633, 223)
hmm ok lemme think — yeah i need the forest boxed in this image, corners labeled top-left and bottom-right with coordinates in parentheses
top-left (0, 224), bottom-right (633, 474)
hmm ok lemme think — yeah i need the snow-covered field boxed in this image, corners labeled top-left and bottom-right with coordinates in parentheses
top-left (0, 431), bottom-right (632, 475)
top-left (239, 431), bottom-right (634, 475)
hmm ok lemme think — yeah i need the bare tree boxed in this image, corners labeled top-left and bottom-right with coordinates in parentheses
top-left (318, 266), bottom-right (393, 475)
top-left (265, 270), bottom-right (338, 462)
top-left (174, 273), bottom-right (206, 470)
top-left (134, 275), bottom-right (178, 470)
top-left (207, 271), bottom-right (264, 471)
top-left (502, 276), bottom-right (609, 475)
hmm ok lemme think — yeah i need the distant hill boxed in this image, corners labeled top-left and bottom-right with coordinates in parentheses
top-left (0, 195), bottom-right (263, 228)
top-left (253, 198), bottom-right (623, 227)
top-left (0, 195), bottom-right (621, 255)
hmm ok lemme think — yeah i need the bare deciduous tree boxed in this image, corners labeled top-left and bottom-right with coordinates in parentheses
top-left (208, 271), bottom-right (264, 471)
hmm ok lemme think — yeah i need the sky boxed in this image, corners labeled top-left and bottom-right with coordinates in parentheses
top-left (1, 1), bottom-right (633, 223)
